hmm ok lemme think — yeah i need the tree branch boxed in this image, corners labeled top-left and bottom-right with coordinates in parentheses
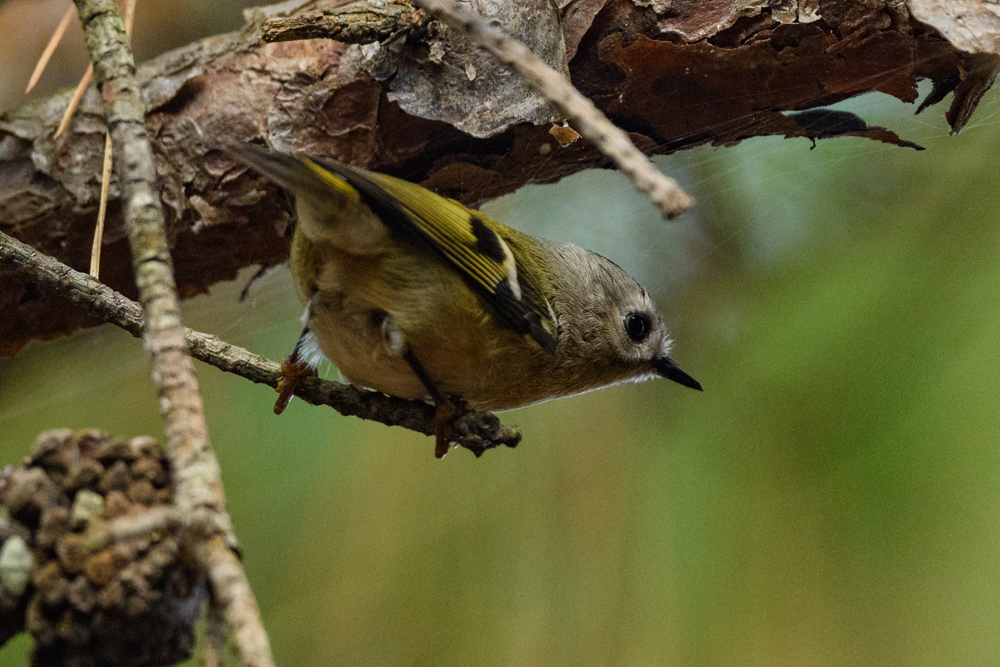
top-left (0, 229), bottom-right (521, 455)
top-left (2, 0), bottom-right (992, 354)
top-left (70, 0), bottom-right (273, 664)
top-left (412, 0), bottom-right (692, 219)
top-left (260, 2), bottom-right (429, 44)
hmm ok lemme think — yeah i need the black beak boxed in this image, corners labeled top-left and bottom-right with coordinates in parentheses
top-left (653, 356), bottom-right (703, 391)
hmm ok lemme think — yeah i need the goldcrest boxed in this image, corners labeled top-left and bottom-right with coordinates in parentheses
top-left (230, 144), bottom-right (701, 455)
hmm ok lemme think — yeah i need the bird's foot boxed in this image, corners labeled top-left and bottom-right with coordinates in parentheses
top-left (274, 354), bottom-right (317, 415)
top-left (433, 396), bottom-right (470, 459)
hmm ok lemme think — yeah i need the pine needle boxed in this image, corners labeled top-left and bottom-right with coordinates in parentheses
top-left (89, 0), bottom-right (138, 279)
top-left (25, 3), bottom-right (76, 94)
top-left (90, 133), bottom-right (113, 279)
top-left (123, 0), bottom-right (137, 35)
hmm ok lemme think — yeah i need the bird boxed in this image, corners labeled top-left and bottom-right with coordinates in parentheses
top-left (228, 143), bottom-right (701, 457)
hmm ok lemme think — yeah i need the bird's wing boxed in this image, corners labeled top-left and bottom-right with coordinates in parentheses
top-left (306, 157), bottom-right (557, 354)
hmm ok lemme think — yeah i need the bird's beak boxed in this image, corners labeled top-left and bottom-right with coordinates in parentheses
top-left (653, 356), bottom-right (703, 391)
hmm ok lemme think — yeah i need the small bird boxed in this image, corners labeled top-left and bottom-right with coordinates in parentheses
top-left (229, 144), bottom-right (701, 456)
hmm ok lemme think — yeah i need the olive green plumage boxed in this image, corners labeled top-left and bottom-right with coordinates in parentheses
top-left (229, 144), bottom-right (700, 413)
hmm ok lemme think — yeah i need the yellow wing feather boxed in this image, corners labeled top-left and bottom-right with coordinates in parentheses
top-left (305, 157), bottom-right (557, 353)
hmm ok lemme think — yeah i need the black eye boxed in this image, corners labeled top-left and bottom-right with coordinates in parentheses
top-left (625, 313), bottom-right (651, 343)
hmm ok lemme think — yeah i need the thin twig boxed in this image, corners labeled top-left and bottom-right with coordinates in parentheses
top-left (84, 505), bottom-right (227, 555)
top-left (70, 0), bottom-right (274, 665)
top-left (0, 231), bottom-right (520, 450)
top-left (411, 0), bottom-right (694, 219)
top-left (260, 3), bottom-right (428, 44)
top-left (25, 2), bottom-right (76, 94)
top-left (92, 506), bottom-right (183, 546)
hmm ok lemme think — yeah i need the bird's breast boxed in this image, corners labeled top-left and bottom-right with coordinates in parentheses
top-left (302, 242), bottom-right (551, 408)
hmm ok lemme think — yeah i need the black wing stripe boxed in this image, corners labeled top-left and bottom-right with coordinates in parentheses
top-left (469, 217), bottom-right (507, 262)
top-left (306, 158), bottom-right (557, 354)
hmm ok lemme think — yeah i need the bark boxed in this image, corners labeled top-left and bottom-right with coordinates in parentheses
top-left (413, 0), bottom-right (693, 218)
top-left (1, 0), bottom-right (997, 354)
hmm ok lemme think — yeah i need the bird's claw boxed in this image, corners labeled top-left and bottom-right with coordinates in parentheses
top-left (274, 354), bottom-right (317, 415)
top-left (433, 396), bottom-right (469, 458)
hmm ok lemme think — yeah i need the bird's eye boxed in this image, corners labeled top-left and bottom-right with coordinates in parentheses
top-left (625, 313), bottom-right (651, 343)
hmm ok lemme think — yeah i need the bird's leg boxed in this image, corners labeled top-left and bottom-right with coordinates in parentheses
top-left (274, 326), bottom-right (319, 415)
top-left (375, 309), bottom-right (465, 457)
top-left (403, 349), bottom-right (464, 458)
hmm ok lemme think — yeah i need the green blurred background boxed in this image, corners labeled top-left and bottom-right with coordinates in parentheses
top-left (4, 1), bottom-right (1000, 665)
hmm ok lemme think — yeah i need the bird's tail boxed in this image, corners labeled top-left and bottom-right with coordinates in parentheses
top-left (227, 143), bottom-right (357, 204)
top-left (227, 143), bottom-right (384, 253)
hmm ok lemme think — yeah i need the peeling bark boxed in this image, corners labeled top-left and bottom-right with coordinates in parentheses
top-left (0, 0), bottom-right (995, 353)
